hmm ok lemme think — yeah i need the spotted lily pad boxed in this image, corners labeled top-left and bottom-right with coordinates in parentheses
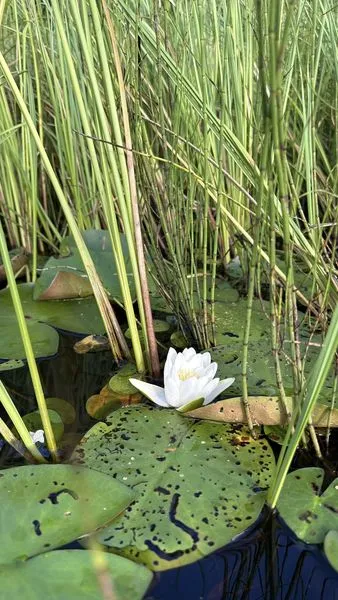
top-left (0, 464), bottom-right (134, 565)
top-left (186, 397), bottom-right (338, 427)
top-left (21, 409), bottom-right (64, 442)
top-left (0, 359), bottom-right (25, 372)
top-left (34, 230), bottom-right (135, 302)
top-left (0, 283), bottom-right (105, 360)
top-left (277, 468), bottom-right (338, 544)
top-left (209, 336), bottom-right (335, 405)
top-left (72, 405), bottom-right (275, 570)
top-left (0, 550), bottom-right (152, 600)
top-left (324, 530), bottom-right (338, 572)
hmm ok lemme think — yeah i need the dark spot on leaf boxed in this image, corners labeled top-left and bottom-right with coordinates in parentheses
top-left (33, 520), bottom-right (42, 536)
top-left (169, 494), bottom-right (199, 543)
top-left (323, 504), bottom-right (338, 514)
top-left (222, 332), bottom-right (239, 338)
top-left (154, 487), bottom-right (170, 496)
top-left (144, 539), bottom-right (184, 561)
top-left (45, 489), bottom-right (79, 505)
top-left (299, 510), bottom-right (317, 523)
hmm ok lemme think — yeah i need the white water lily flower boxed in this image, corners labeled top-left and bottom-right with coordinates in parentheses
top-left (130, 347), bottom-right (234, 411)
top-left (29, 430), bottom-right (45, 444)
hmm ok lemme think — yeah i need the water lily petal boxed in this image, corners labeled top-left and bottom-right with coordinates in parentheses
top-left (173, 352), bottom-right (185, 375)
top-left (129, 379), bottom-right (169, 407)
top-left (186, 353), bottom-right (206, 371)
top-left (202, 352), bottom-right (212, 368)
top-left (182, 348), bottom-right (196, 360)
top-left (202, 362), bottom-right (218, 381)
top-left (164, 347), bottom-right (177, 384)
top-left (177, 377), bottom-right (202, 405)
top-left (202, 377), bottom-right (220, 400)
top-left (29, 430), bottom-right (44, 444)
top-left (204, 377), bottom-right (235, 404)
top-left (164, 376), bottom-right (180, 406)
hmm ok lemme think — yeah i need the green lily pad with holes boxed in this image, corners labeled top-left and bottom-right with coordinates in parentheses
top-left (72, 405), bottom-right (275, 571)
top-left (209, 335), bottom-right (334, 405)
top-left (277, 468), bottom-right (338, 544)
top-left (0, 550), bottom-right (152, 600)
top-left (0, 359), bottom-right (25, 372)
top-left (22, 410), bottom-right (64, 442)
top-left (34, 230), bottom-right (135, 303)
top-left (0, 464), bottom-right (134, 565)
top-left (324, 530), bottom-right (338, 572)
top-left (213, 298), bottom-right (271, 345)
top-left (0, 284), bottom-right (105, 361)
top-left (45, 398), bottom-right (76, 425)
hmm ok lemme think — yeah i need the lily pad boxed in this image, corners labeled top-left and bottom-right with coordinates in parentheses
top-left (0, 284), bottom-right (105, 360)
top-left (34, 230), bottom-right (135, 303)
top-left (86, 380), bottom-right (143, 420)
top-left (0, 359), bottom-right (25, 372)
top-left (72, 405), bottom-right (275, 571)
top-left (277, 468), bottom-right (338, 544)
top-left (324, 530), bottom-right (338, 572)
top-left (186, 397), bottom-right (338, 427)
top-left (170, 330), bottom-right (188, 349)
top-left (213, 298), bottom-right (271, 345)
top-left (22, 409), bottom-right (64, 442)
top-left (0, 314), bottom-right (59, 361)
top-left (45, 398), bottom-right (76, 425)
top-left (209, 336), bottom-right (335, 405)
top-left (0, 550), bottom-right (152, 600)
top-left (108, 363), bottom-right (143, 397)
top-left (0, 464), bottom-right (134, 565)
top-left (125, 319), bottom-right (171, 343)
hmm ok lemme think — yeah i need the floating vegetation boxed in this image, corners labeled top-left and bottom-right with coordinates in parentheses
top-left (72, 405), bottom-right (275, 570)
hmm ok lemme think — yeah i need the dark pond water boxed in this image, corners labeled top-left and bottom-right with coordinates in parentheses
top-left (1, 331), bottom-right (338, 599)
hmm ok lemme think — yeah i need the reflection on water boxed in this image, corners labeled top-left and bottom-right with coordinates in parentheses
top-left (145, 514), bottom-right (338, 599)
top-left (1, 332), bottom-right (338, 599)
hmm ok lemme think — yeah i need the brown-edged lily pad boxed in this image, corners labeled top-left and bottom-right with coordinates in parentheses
top-left (186, 396), bottom-right (338, 427)
top-left (34, 230), bottom-right (135, 303)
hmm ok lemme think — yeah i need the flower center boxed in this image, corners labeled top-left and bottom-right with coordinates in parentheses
top-left (177, 368), bottom-right (199, 381)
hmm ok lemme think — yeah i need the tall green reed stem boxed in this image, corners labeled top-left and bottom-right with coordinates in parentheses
top-left (0, 221), bottom-right (56, 459)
